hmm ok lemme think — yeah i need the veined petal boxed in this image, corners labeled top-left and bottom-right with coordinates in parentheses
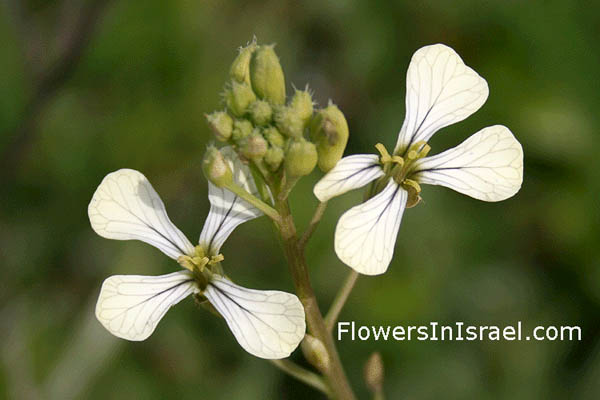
top-left (412, 125), bottom-right (523, 201)
top-left (95, 271), bottom-right (197, 341)
top-left (204, 276), bottom-right (306, 359)
top-left (335, 180), bottom-right (408, 275)
top-left (394, 44), bottom-right (489, 154)
top-left (313, 154), bottom-right (384, 202)
top-left (199, 146), bottom-right (263, 255)
top-left (88, 169), bottom-right (195, 259)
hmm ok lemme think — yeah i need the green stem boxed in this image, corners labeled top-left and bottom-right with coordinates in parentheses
top-left (275, 199), bottom-right (356, 400)
top-left (224, 181), bottom-right (280, 222)
top-left (251, 158), bottom-right (274, 187)
top-left (373, 390), bottom-right (385, 400)
top-left (299, 201), bottom-right (328, 250)
top-left (277, 174), bottom-right (299, 203)
top-left (270, 359), bottom-right (332, 397)
top-left (325, 270), bottom-right (359, 333)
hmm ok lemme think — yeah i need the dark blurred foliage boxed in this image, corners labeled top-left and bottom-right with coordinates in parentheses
top-left (1, 0), bottom-right (600, 399)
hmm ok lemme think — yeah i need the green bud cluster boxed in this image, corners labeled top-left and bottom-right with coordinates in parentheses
top-left (204, 39), bottom-right (350, 183)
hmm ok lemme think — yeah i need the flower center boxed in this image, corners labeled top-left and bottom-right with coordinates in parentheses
top-left (178, 245), bottom-right (224, 273)
top-left (178, 245), bottom-right (224, 291)
top-left (375, 141), bottom-right (430, 207)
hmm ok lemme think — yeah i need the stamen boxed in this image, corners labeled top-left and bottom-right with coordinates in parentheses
top-left (376, 143), bottom-right (404, 167)
top-left (408, 140), bottom-right (428, 153)
top-left (192, 256), bottom-right (210, 269)
top-left (403, 179), bottom-right (423, 209)
top-left (375, 143), bottom-right (392, 163)
top-left (178, 251), bottom-right (222, 273)
top-left (402, 178), bottom-right (422, 194)
top-left (392, 155), bottom-right (404, 166)
top-left (417, 143), bottom-right (431, 158)
top-left (177, 255), bottom-right (196, 272)
top-left (209, 254), bottom-right (225, 264)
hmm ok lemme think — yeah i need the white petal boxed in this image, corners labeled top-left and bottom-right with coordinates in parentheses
top-left (88, 169), bottom-right (195, 259)
top-left (335, 180), bottom-right (408, 275)
top-left (199, 146), bottom-right (263, 255)
top-left (313, 155), bottom-right (384, 202)
top-left (412, 125), bottom-right (523, 201)
top-left (95, 271), bottom-right (198, 341)
top-left (394, 44), bottom-right (489, 154)
top-left (204, 276), bottom-right (306, 359)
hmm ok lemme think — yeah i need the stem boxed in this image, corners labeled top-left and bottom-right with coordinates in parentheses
top-left (277, 174), bottom-right (299, 203)
top-left (225, 182), bottom-right (281, 222)
top-left (270, 359), bottom-right (332, 397)
top-left (373, 390), bottom-right (385, 400)
top-left (251, 158), bottom-right (274, 187)
top-left (248, 162), bottom-right (273, 204)
top-left (325, 270), bottom-right (359, 333)
top-left (275, 199), bottom-right (357, 400)
top-left (299, 201), bottom-right (328, 250)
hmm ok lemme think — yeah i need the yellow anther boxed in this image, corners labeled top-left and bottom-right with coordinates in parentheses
top-left (192, 256), bottom-right (210, 269)
top-left (178, 251), bottom-right (217, 272)
top-left (391, 155), bottom-right (404, 166)
top-left (402, 179), bottom-right (423, 209)
top-left (407, 150), bottom-right (418, 161)
top-left (409, 140), bottom-right (428, 152)
top-left (177, 255), bottom-right (196, 272)
top-left (418, 143), bottom-right (431, 158)
top-left (209, 254), bottom-right (225, 264)
top-left (402, 178), bottom-right (422, 194)
top-left (375, 143), bottom-right (392, 163)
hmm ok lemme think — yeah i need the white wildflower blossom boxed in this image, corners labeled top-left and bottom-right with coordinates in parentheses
top-left (314, 44), bottom-right (523, 276)
top-left (89, 147), bottom-right (305, 359)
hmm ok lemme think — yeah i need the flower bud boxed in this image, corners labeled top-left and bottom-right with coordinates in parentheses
top-left (230, 40), bottom-right (256, 85)
top-left (205, 111), bottom-right (233, 142)
top-left (264, 146), bottom-right (284, 171)
top-left (249, 99), bottom-right (272, 126)
top-left (225, 81), bottom-right (256, 117)
top-left (285, 138), bottom-right (317, 177)
top-left (364, 352), bottom-right (384, 394)
top-left (250, 45), bottom-right (286, 105)
top-left (238, 130), bottom-right (268, 159)
top-left (231, 119), bottom-right (253, 142)
top-left (275, 106), bottom-right (305, 138)
top-left (263, 126), bottom-right (285, 148)
top-left (290, 88), bottom-right (314, 124)
top-left (309, 103), bottom-right (349, 172)
top-left (202, 146), bottom-right (233, 188)
top-left (301, 335), bottom-right (330, 372)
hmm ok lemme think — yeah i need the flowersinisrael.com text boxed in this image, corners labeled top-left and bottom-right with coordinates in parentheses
top-left (337, 321), bottom-right (582, 342)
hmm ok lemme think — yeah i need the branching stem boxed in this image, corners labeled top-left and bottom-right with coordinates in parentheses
top-left (275, 199), bottom-right (357, 400)
top-left (269, 359), bottom-right (332, 397)
top-left (299, 201), bottom-right (328, 250)
top-left (325, 270), bottom-right (359, 333)
top-left (224, 182), bottom-right (281, 222)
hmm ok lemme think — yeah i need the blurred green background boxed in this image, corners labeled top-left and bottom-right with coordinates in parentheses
top-left (1, 0), bottom-right (599, 399)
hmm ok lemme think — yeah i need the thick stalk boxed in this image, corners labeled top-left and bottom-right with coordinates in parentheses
top-left (275, 200), bottom-right (356, 400)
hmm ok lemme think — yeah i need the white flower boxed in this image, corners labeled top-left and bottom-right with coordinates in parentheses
top-left (314, 44), bottom-right (523, 276)
top-left (88, 147), bottom-right (305, 359)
